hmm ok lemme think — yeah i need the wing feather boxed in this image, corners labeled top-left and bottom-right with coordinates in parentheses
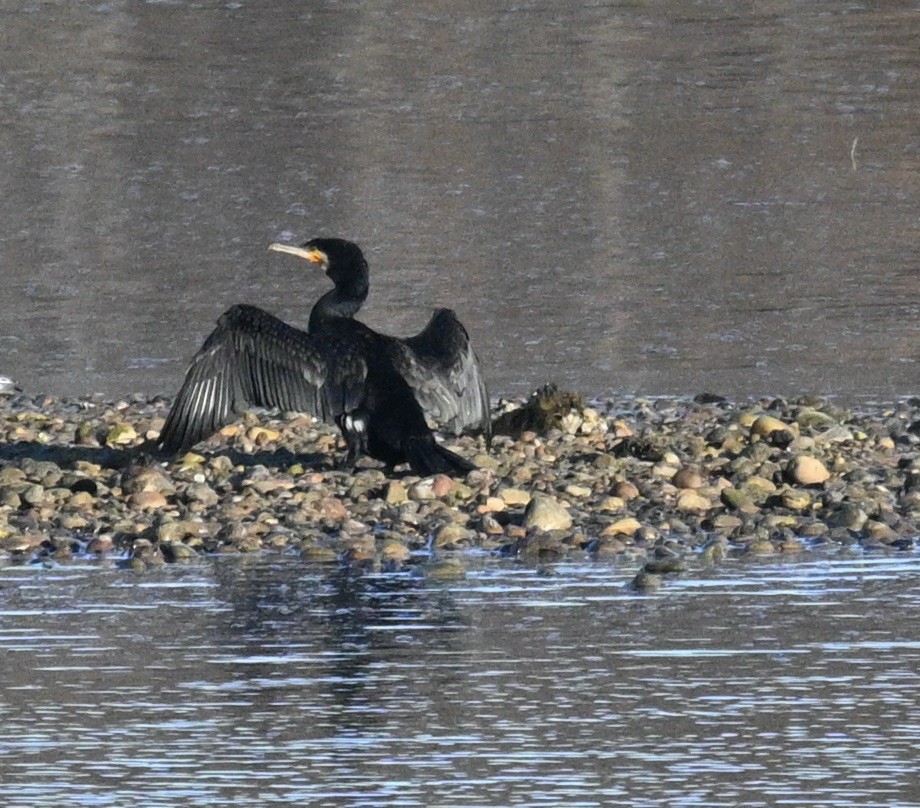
top-left (393, 308), bottom-right (491, 439)
top-left (158, 304), bottom-right (348, 453)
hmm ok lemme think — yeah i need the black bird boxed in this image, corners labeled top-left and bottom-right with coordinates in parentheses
top-left (157, 237), bottom-right (490, 475)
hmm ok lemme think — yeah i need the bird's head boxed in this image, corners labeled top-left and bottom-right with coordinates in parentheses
top-left (268, 237), bottom-right (368, 289)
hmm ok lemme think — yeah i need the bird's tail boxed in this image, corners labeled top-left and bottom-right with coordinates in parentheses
top-left (405, 436), bottom-right (476, 476)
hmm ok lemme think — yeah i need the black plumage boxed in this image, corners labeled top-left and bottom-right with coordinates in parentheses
top-left (157, 237), bottom-right (489, 475)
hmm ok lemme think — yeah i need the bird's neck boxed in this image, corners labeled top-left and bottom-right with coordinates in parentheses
top-left (309, 283), bottom-right (368, 329)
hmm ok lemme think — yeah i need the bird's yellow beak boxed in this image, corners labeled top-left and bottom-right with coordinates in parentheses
top-left (268, 243), bottom-right (327, 265)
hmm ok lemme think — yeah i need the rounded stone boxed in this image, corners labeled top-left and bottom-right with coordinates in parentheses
top-left (598, 495), bottom-right (625, 513)
top-left (676, 490), bottom-right (712, 513)
top-left (384, 481), bottom-right (409, 505)
top-left (184, 483), bottom-right (220, 506)
top-left (673, 466), bottom-right (706, 489)
top-left (498, 487), bottom-right (532, 507)
top-left (20, 484), bottom-right (47, 508)
top-left (600, 517), bottom-right (642, 537)
top-left (379, 539), bottom-right (411, 562)
top-left (121, 466), bottom-right (176, 496)
top-left (523, 494), bottom-right (573, 532)
top-left (106, 423), bottom-right (138, 446)
top-left (787, 455), bottom-right (830, 486)
top-left (130, 491), bottom-right (169, 510)
top-left (630, 571), bottom-right (663, 593)
top-left (781, 488), bottom-right (812, 511)
top-left (751, 414), bottom-right (791, 437)
top-left (424, 557), bottom-right (467, 581)
top-left (434, 523), bottom-right (469, 548)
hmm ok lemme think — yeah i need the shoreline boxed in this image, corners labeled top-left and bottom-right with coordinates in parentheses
top-left (1, 388), bottom-right (918, 583)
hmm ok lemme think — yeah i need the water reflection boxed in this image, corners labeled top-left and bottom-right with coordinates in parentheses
top-left (1, 552), bottom-right (920, 805)
top-left (0, 1), bottom-right (917, 401)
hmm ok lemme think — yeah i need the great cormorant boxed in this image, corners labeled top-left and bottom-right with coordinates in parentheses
top-left (157, 238), bottom-right (490, 475)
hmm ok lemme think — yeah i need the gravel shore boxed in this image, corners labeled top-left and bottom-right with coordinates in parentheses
top-left (1, 387), bottom-right (918, 585)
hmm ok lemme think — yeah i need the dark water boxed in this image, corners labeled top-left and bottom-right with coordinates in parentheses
top-left (2, 552), bottom-right (920, 806)
top-left (0, 0), bottom-right (917, 401)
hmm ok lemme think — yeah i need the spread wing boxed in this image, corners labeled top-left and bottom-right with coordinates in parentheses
top-left (391, 308), bottom-right (491, 441)
top-left (158, 304), bottom-right (368, 453)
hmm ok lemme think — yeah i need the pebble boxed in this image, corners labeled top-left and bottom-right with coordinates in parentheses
top-left (629, 570), bottom-right (663, 593)
top-left (781, 488), bottom-right (812, 511)
top-left (498, 487), bottom-right (532, 506)
top-left (751, 415), bottom-right (791, 437)
top-left (0, 390), bottom-right (917, 583)
top-left (523, 494), bottom-right (573, 531)
top-left (129, 491), bottom-right (169, 510)
top-left (673, 466), bottom-right (706, 489)
top-left (601, 517), bottom-right (642, 537)
top-left (787, 455), bottom-right (831, 486)
top-left (105, 423), bottom-right (138, 446)
top-left (676, 490), bottom-right (711, 513)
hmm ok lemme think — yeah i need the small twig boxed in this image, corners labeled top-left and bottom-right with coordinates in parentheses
top-left (850, 136), bottom-right (859, 171)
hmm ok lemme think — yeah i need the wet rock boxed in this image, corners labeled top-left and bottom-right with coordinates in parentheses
top-left (1, 390), bottom-right (920, 565)
top-left (564, 484), bottom-right (592, 498)
top-left (0, 490), bottom-right (21, 509)
top-left (780, 487), bottom-right (812, 511)
top-left (184, 483), bottom-right (220, 507)
top-left (409, 478), bottom-right (438, 501)
top-left (864, 520), bottom-right (900, 544)
top-left (300, 543), bottom-right (340, 563)
top-left (20, 484), bottom-right (46, 508)
top-left (68, 477), bottom-right (98, 496)
top-left (244, 477), bottom-right (295, 495)
top-left (676, 490), bottom-right (711, 513)
top-left (827, 502), bottom-right (868, 531)
top-left (87, 535), bottom-right (114, 555)
top-left (316, 496), bottom-right (349, 521)
top-left (795, 408), bottom-right (837, 429)
top-left (751, 415), bottom-right (792, 438)
top-left (424, 556), bottom-right (467, 581)
top-left (523, 494), bottom-right (573, 531)
top-left (710, 513), bottom-right (744, 536)
top-left (498, 487), bottom-right (531, 507)
top-left (160, 541), bottom-right (199, 563)
top-left (434, 522), bottom-right (470, 548)
top-left (130, 491), bottom-right (169, 510)
top-left (383, 480), bottom-right (409, 505)
top-left (600, 517), bottom-right (642, 537)
top-left (787, 455), bottom-right (830, 486)
top-left (721, 487), bottom-right (759, 513)
top-left (128, 539), bottom-right (165, 571)
top-left (121, 465), bottom-right (176, 496)
top-left (813, 425), bottom-right (855, 445)
top-left (700, 536), bottom-right (729, 563)
top-left (672, 466), bottom-right (706, 489)
top-left (745, 476), bottom-right (778, 497)
top-left (477, 496), bottom-right (506, 513)
top-left (629, 570), bottom-right (663, 593)
top-left (105, 423), bottom-right (138, 446)
top-left (431, 474), bottom-right (454, 498)
top-left (598, 495), bottom-right (625, 513)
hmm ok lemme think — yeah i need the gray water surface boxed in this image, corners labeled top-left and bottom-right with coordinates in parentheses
top-left (1, 0), bottom-right (917, 401)
top-left (2, 552), bottom-right (920, 807)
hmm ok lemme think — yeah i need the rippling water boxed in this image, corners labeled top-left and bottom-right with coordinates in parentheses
top-left (0, 0), bottom-right (917, 400)
top-left (2, 552), bottom-right (920, 806)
